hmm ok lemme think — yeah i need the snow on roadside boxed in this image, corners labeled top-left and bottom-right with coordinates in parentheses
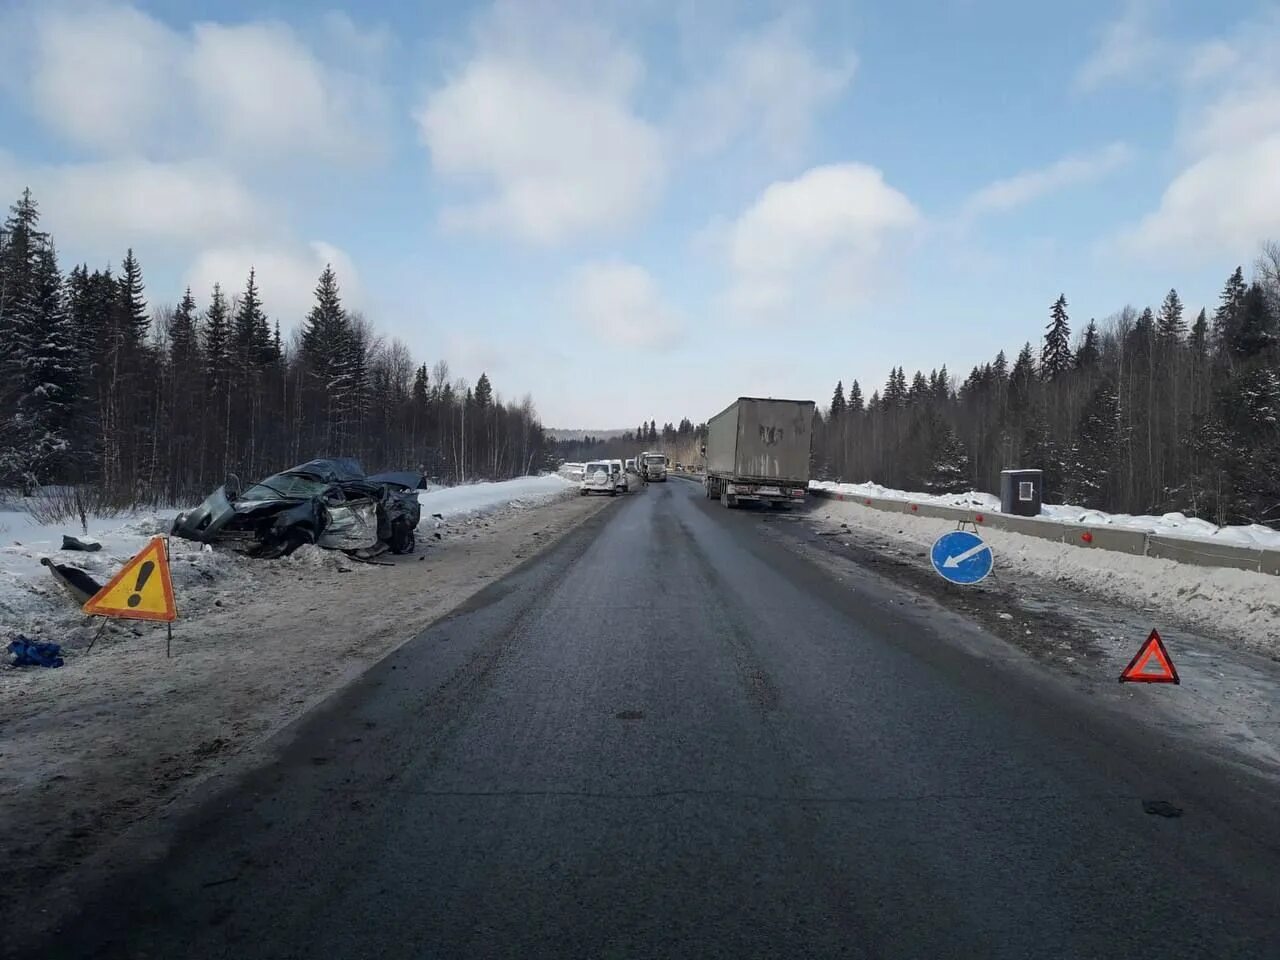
top-left (810, 480), bottom-right (1280, 550)
top-left (1, 475), bottom-right (575, 650)
top-left (815, 500), bottom-right (1280, 658)
top-left (0, 504), bottom-right (263, 649)
top-left (416, 474), bottom-right (575, 521)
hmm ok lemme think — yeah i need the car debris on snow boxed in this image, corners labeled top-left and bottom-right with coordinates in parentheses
top-left (171, 458), bottom-right (423, 560)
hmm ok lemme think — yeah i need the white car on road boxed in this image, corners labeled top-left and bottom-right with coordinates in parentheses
top-left (580, 461), bottom-right (616, 496)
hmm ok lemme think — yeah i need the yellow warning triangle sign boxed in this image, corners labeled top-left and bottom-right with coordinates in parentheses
top-left (83, 536), bottom-right (177, 622)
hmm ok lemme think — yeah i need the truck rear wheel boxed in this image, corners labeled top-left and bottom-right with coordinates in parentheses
top-left (720, 491), bottom-right (735, 509)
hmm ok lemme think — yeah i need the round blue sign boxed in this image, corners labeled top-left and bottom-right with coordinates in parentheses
top-left (930, 530), bottom-right (993, 584)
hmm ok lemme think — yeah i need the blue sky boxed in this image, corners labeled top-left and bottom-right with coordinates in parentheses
top-left (2, 0), bottom-right (1279, 428)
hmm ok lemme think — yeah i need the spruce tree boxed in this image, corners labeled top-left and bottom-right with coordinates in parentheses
top-left (1075, 320), bottom-right (1100, 369)
top-left (830, 380), bottom-right (846, 419)
top-left (848, 379), bottom-right (863, 412)
top-left (1156, 288), bottom-right (1185, 343)
top-left (203, 284), bottom-right (230, 392)
top-left (15, 245), bottom-right (78, 481)
top-left (1066, 380), bottom-right (1120, 507)
top-left (1188, 309), bottom-right (1209, 358)
top-left (1231, 284), bottom-right (1275, 360)
top-left (1213, 267), bottom-right (1248, 352)
top-left (116, 248), bottom-right (149, 349)
top-left (1041, 294), bottom-right (1072, 378)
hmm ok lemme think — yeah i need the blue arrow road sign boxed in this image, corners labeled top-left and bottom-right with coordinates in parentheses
top-left (930, 530), bottom-right (993, 585)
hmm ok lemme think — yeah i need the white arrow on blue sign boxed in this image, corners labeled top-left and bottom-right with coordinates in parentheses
top-left (930, 530), bottom-right (993, 584)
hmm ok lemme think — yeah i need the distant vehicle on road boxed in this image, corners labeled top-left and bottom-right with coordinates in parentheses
top-left (640, 452), bottom-right (668, 482)
top-left (625, 458), bottom-right (636, 473)
top-left (703, 397), bottom-right (815, 508)
top-left (580, 461), bottom-right (616, 496)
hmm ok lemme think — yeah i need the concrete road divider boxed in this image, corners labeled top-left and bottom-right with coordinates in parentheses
top-left (810, 488), bottom-right (1279, 576)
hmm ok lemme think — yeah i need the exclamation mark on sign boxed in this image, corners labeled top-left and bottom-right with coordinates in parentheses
top-left (127, 560), bottom-right (155, 608)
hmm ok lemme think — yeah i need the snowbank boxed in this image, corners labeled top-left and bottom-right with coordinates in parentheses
top-left (0, 504), bottom-right (253, 646)
top-left (810, 480), bottom-right (1280, 551)
top-left (416, 474), bottom-right (575, 520)
top-left (0, 475), bottom-right (575, 646)
top-left (815, 500), bottom-right (1280, 658)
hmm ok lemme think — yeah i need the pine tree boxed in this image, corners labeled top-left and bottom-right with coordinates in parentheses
top-left (1008, 343), bottom-right (1036, 410)
top-left (15, 245), bottom-right (78, 481)
top-left (1156, 288), bottom-right (1185, 343)
top-left (203, 284), bottom-right (230, 391)
top-left (1066, 380), bottom-right (1121, 507)
top-left (923, 410), bottom-right (969, 493)
top-left (1189, 309), bottom-right (1209, 358)
top-left (1042, 294), bottom-right (1072, 378)
top-left (1075, 320), bottom-right (1101, 369)
top-left (116, 248), bottom-right (149, 349)
top-left (233, 268), bottom-right (268, 369)
top-left (830, 380), bottom-right (846, 419)
top-left (474, 372), bottom-right (493, 409)
top-left (848, 380), bottom-right (863, 412)
top-left (1231, 284), bottom-right (1275, 360)
top-left (1213, 267), bottom-right (1248, 352)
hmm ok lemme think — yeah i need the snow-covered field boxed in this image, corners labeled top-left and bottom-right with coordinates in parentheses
top-left (810, 480), bottom-right (1280, 550)
top-left (0, 475), bottom-right (577, 646)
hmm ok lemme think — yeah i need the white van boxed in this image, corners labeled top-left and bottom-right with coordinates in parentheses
top-left (580, 461), bottom-right (615, 496)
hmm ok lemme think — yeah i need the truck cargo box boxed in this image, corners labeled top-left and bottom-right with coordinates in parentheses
top-left (705, 398), bottom-right (815, 484)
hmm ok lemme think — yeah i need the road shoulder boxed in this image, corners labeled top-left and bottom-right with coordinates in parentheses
top-left (0, 491), bottom-right (612, 932)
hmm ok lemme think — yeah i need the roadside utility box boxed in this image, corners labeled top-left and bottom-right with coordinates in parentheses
top-left (1000, 469), bottom-right (1043, 516)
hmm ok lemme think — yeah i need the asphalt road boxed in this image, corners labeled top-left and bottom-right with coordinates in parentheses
top-left (26, 479), bottom-right (1280, 959)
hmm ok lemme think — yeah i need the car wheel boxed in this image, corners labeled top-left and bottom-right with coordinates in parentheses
top-left (389, 521), bottom-right (416, 554)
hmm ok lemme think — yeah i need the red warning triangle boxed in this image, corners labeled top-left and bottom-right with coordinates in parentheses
top-left (1119, 629), bottom-right (1179, 684)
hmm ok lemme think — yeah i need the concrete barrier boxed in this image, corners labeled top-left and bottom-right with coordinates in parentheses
top-left (809, 488), bottom-right (1274, 575)
top-left (1146, 534), bottom-right (1267, 573)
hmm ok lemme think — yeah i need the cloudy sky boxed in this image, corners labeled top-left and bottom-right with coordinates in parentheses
top-left (2, 0), bottom-right (1278, 428)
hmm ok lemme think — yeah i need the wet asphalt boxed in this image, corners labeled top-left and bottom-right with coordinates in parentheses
top-left (24, 479), bottom-right (1280, 959)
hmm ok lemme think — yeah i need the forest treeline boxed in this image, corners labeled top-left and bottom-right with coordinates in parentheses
top-left (812, 246), bottom-right (1280, 525)
top-left (568, 249), bottom-right (1280, 527)
top-left (0, 190), bottom-right (549, 503)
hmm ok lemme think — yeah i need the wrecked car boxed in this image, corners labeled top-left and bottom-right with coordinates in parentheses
top-left (171, 458), bottom-right (423, 559)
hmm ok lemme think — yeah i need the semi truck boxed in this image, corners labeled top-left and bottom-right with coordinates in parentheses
top-left (702, 397), bottom-right (815, 508)
top-left (639, 451), bottom-right (668, 482)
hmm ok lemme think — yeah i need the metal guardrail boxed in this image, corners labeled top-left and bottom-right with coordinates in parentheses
top-left (809, 488), bottom-right (1280, 576)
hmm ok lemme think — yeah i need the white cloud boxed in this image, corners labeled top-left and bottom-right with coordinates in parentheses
top-left (186, 242), bottom-right (362, 325)
top-left (565, 261), bottom-right (682, 350)
top-left (187, 21), bottom-right (386, 165)
top-left (25, 2), bottom-right (181, 153)
top-left (1116, 16), bottom-right (1280, 260)
top-left (720, 164), bottom-right (919, 318)
top-left (963, 143), bottom-right (1133, 216)
top-left (415, 8), bottom-right (663, 245)
top-left (0, 153), bottom-right (266, 249)
top-left (673, 20), bottom-right (855, 160)
top-left (1075, 0), bottom-right (1168, 93)
top-left (7, 1), bottom-right (387, 166)
top-left (1120, 135), bottom-right (1280, 258)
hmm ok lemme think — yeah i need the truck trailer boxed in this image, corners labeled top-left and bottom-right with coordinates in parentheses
top-left (703, 397), bottom-right (815, 508)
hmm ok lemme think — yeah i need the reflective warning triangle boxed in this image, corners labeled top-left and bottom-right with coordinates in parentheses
top-left (1119, 629), bottom-right (1179, 684)
top-left (83, 536), bottom-right (177, 622)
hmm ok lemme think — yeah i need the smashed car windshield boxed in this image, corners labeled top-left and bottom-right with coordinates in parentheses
top-left (240, 475), bottom-right (330, 501)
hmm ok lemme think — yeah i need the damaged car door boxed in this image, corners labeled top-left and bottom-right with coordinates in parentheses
top-left (316, 488), bottom-right (379, 551)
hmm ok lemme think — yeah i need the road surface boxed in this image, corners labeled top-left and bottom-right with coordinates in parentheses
top-left (24, 479), bottom-right (1280, 958)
